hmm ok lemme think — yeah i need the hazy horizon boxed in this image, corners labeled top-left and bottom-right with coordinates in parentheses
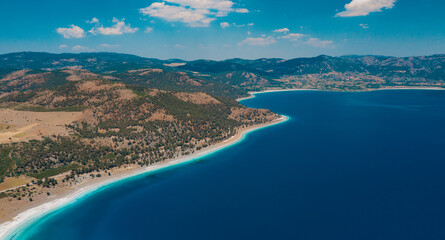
top-left (1, 0), bottom-right (444, 60)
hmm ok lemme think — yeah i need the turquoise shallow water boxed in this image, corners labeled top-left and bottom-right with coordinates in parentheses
top-left (8, 90), bottom-right (445, 240)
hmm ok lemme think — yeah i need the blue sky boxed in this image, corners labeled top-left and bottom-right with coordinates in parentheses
top-left (1, 0), bottom-right (444, 60)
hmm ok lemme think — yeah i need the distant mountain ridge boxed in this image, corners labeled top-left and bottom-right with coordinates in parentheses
top-left (0, 52), bottom-right (166, 72)
top-left (2, 51), bottom-right (445, 75)
top-left (1, 51), bottom-right (445, 94)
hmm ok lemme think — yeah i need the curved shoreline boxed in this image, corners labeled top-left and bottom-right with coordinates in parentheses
top-left (0, 115), bottom-right (289, 239)
top-left (236, 87), bottom-right (445, 101)
top-left (3, 86), bottom-right (444, 239)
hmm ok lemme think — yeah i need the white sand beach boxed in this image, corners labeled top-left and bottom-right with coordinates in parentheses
top-left (236, 87), bottom-right (445, 101)
top-left (0, 115), bottom-right (288, 239)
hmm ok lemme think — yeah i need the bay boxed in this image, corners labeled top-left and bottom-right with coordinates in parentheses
top-left (10, 90), bottom-right (445, 240)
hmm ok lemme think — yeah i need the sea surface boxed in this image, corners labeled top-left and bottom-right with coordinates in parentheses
top-left (9, 90), bottom-right (445, 240)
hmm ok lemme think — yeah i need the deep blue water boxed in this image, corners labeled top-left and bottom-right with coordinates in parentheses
top-left (9, 90), bottom-right (445, 240)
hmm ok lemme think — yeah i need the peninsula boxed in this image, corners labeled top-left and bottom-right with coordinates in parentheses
top-left (0, 52), bottom-right (444, 237)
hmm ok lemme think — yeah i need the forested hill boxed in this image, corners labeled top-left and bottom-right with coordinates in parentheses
top-left (1, 52), bottom-right (445, 95)
top-left (0, 52), bottom-right (165, 72)
top-left (0, 78), bottom-right (279, 187)
top-left (3, 52), bottom-right (445, 79)
top-left (0, 51), bottom-right (283, 204)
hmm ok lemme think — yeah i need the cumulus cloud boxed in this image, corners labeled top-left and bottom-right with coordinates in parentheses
top-left (165, 0), bottom-right (234, 11)
top-left (273, 28), bottom-right (290, 33)
top-left (140, 2), bottom-right (215, 27)
top-left (59, 44), bottom-right (68, 49)
top-left (239, 36), bottom-right (276, 46)
top-left (140, 0), bottom-right (249, 27)
top-left (281, 33), bottom-right (305, 41)
top-left (87, 17), bottom-right (99, 24)
top-left (89, 18), bottom-right (138, 35)
top-left (220, 22), bottom-right (230, 28)
top-left (56, 25), bottom-right (86, 39)
top-left (336, 0), bottom-right (397, 17)
top-left (305, 38), bottom-right (333, 48)
top-left (144, 27), bottom-right (153, 33)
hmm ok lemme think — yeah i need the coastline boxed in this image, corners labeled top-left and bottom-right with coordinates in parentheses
top-left (3, 85), bottom-right (443, 239)
top-left (236, 86), bottom-right (445, 101)
top-left (237, 89), bottom-right (317, 101)
top-left (0, 115), bottom-right (289, 239)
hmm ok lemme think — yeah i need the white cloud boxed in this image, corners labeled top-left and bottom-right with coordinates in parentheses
top-left (268, 28), bottom-right (334, 48)
top-left (239, 36), bottom-right (276, 46)
top-left (56, 25), bottom-right (86, 39)
top-left (273, 28), bottom-right (290, 33)
top-left (140, 0), bottom-right (249, 27)
top-left (247, 23), bottom-right (254, 26)
top-left (233, 23), bottom-right (248, 27)
top-left (359, 23), bottom-right (369, 29)
top-left (165, 0), bottom-right (233, 11)
top-left (336, 0), bottom-right (397, 17)
top-left (72, 45), bottom-right (91, 51)
top-left (140, 2), bottom-right (214, 27)
top-left (235, 8), bottom-right (249, 13)
top-left (305, 38), bottom-right (333, 48)
top-left (281, 33), bottom-right (306, 41)
top-left (59, 44), bottom-right (68, 49)
top-left (100, 43), bottom-right (120, 48)
top-left (89, 18), bottom-right (138, 35)
top-left (144, 27), bottom-right (153, 33)
top-left (220, 22), bottom-right (230, 28)
top-left (87, 17), bottom-right (99, 24)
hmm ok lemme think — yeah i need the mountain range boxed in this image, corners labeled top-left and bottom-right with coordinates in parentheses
top-left (1, 52), bottom-right (444, 96)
